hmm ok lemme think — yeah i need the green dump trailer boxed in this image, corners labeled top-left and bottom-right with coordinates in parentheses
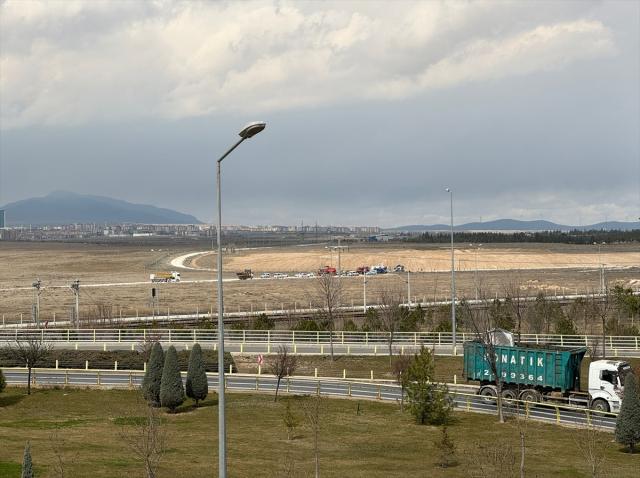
top-left (464, 341), bottom-right (587, 401)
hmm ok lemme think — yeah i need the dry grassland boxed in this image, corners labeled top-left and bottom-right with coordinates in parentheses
top-left (0, 242), bottom-right (638, 324)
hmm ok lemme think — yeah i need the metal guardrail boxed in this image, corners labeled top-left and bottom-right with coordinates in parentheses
top-left (1, 328), bottom-right (639, 350)
top-left (3, 367), bottom-right (618, 431)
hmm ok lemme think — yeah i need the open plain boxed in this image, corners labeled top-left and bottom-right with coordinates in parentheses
top-left (1, 241), bottom-right (638, 324)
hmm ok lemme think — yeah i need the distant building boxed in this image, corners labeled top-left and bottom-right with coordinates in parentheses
top-left (0, 209), bottom-right (4, 228)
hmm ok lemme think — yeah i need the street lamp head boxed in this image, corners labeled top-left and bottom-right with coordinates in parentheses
top-left (239, 121), bottom-right (266, 139)
top-left (445, 187), bottom-right (451, 193)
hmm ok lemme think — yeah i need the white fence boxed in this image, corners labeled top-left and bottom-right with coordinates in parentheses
top-left (1, 328), bottom-right (639, 350)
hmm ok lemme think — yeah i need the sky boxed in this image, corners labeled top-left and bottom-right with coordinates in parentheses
top-left (0, 0), bottom-right (638, 227)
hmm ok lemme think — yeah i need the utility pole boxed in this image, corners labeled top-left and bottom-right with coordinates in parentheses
top-left (32, 278), bottom-right (41, 326)
top-left (407, 271), bottom-right (411, 306)
top-left (70, 280), bottom-right (80, 328)
top-left (363, 273), bottom-right (367, 312)
top-left (445, 188), bottom-right (456, 351)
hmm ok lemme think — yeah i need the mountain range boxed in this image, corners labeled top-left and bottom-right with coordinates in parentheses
top-left (386, 219), bottom-right (640, 232)
top-left (0, 191), bottom-right (201, 225)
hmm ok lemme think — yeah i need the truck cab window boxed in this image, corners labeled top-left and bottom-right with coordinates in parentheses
top-left (600, 370), bottom-right (617, 385)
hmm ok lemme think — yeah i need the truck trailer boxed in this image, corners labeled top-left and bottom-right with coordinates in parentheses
top-left (149, 271), bottom-right (181, 283)
top-left (463, 340), bottom-right (631, 412)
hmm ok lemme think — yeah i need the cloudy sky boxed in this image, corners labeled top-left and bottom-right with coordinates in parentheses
top-left (0, 0), bottom-right (638, 226)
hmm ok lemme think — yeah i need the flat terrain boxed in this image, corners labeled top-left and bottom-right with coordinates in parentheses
top-left (1, 242), bottom-right (638, 324)
top-left (1, 388), bottom-right (639, 477)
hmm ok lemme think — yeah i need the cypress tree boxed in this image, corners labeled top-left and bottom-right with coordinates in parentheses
top-left (0, 368), bottom-right (6, 393)
top-left (615, 372), bottom-right (640, 453)
top-left (186, 343), bottom-right (208, 406)
top-left (160, 345), bottom-right (185, 412)
top-left (142, 342), bottom-right (164, 407)
top-left (22, 442), bottom-right (33, 478)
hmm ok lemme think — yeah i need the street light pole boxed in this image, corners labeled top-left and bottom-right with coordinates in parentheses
top-left (445, 188), bottom-right (456, 351)
top-left (215, 122), bottom-right (265, 478)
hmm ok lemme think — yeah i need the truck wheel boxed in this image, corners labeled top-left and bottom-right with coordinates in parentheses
top-left (591, 399), bottom-right (610, 413)
top-left (501, 389), bottom-right (518, 400)
top-left (519, 389), bottom-right (540, 403)
top-left (480, 386), bottom-right (497, 403)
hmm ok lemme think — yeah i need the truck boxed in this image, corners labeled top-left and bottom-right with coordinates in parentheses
top-left (318, 266), bottom-right (337, 275)
top-left (149, 271), bottom-right (181, 283)
top-left (236, 269), bottom-right (253, 280)
top-left (463, 340), bottom-right (631, 412)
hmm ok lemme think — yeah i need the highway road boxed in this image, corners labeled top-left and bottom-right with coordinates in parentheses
top-left (2, 328), bottom-right (640, 358)
top-left (3, 368), bottom-right (618, 431)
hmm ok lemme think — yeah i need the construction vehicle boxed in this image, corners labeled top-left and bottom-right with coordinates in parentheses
top-left (394, 264), bottom-right (405, 272)
top-left (236, 269), bottom-right (253, 280)
top-left (318, 265), bottom-right (337, 275)
top-left (149, 271), bottom-right (181, 283)
top-left (464, 336), bottom-right (631, 412)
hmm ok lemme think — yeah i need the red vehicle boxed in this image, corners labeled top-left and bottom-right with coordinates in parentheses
top-left (356, 266), bottom-right (370, 274)
top-left (318, 265), bottom-right (337, 275)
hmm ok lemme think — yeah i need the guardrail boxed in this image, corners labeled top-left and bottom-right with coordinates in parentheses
top-left (3, 367), bottom-right (618, 431)
top-left (1, 328), bottom-right (639, 350)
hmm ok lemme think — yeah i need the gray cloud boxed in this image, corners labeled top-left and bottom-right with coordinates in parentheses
top-left (0, 0), bottom-right (638, 226)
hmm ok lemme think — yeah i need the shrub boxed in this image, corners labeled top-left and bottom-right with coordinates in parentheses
top-left (403, 347), bottom-right (452, 425)
top-left (343, 319), bottom-right (358, 332)
top-left (186, 344), bottom-right (208, 406)
top-left (252, 314), bottom-right (275, 330)
top-left (615, 372), bottom-right (640, 453)
top-left (291, 320), bottom-right (320, 331)
top-left (142, 343), bottom-right (164, 407)
top-left (160, 346), bottom-right (185, 412)
top-left (22, 442), bottom-right (33, 478)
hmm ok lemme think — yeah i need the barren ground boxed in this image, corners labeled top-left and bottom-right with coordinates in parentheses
top-left (0, 242), bottom-right (638, 324)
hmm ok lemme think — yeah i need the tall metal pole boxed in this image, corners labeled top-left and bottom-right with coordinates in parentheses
top-left (407, 271), bottom-right (411, 306)
top-left (447, 189), bottom-right (456, 350)
top-left (215, 135), bottom-right (246, 478)
top-left (216, 160), bottom-right (227, 478)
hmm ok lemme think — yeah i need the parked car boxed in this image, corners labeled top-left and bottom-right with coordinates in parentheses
top-left (260, 272), bottom-right (271, 279)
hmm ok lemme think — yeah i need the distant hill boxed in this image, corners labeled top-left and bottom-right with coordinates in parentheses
top-left (0, 191), bottom-right (201, 225)
top-left (387, 218), bottom-right (640, 232)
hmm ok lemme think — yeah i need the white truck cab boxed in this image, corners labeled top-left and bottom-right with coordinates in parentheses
top-left (588, 360), bottom-right (631, 412)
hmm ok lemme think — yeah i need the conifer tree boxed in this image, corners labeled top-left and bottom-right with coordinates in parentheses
top-left (615, 372), bottom-right (640, 453)
top-left (160, 345), bottom-right (185, 412)
top-left (186, 343), bottom-right (208, 406)
top-left (142, 342), bottom-right (164, 407)
top-left (0, 368), bottom-right (6, 393)
top-left (22, 442), bottom-right (33, 478)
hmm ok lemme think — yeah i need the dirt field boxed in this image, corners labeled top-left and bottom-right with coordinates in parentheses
top-left (0, 242), bottom-right (638, 324)
top-left (193, 243), bottom-right (640, 273)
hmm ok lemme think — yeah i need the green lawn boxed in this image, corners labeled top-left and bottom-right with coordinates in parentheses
top-left (1, 387), bottom-right (639, 477)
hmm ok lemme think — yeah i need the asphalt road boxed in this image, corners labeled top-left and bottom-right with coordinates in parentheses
top-left (4, 368), bottom-right (617, 431)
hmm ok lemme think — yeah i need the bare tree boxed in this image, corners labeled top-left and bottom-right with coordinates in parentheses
top-left (269, 345), bottom-right (297, 402)
top-left (504, 278), bottom-right (527, 342)
top-left (468, 439), bottom-right (517, 478)
top-left (302, 394), bottom-right (322, 478)
top-left (49, 428), bottom-right (79, 478)
top-left (589, 289), bottom-right (611, 359)
top-left (392, 355), bottom-right (411, 412)
top-left (574, 425), bottom-right (607, 478)
top-left (119, 403), bottom-right (166, 478)
top-left (137, 331), bottom-right (163, 361)
top-left (315, 273), bottom-right (342, 360)
top-left (378, 288), bottom-right (404, 364)
top-left (461, 293), bottom-right (506, 423)
top-left (8, 335), bottom-right (53, 394)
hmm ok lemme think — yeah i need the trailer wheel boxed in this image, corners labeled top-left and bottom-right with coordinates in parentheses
top-left (519, 389), bottom-right (540, 403)
top-left (501, 389), bottom-right (518, 400)
top-left (591, 399), bottom-right (610, 413)
top-left (479, 386), bottom-right (497, 403)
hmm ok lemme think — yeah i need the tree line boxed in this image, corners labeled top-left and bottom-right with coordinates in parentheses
top-left (402, 229), bottom-right (640, 244)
